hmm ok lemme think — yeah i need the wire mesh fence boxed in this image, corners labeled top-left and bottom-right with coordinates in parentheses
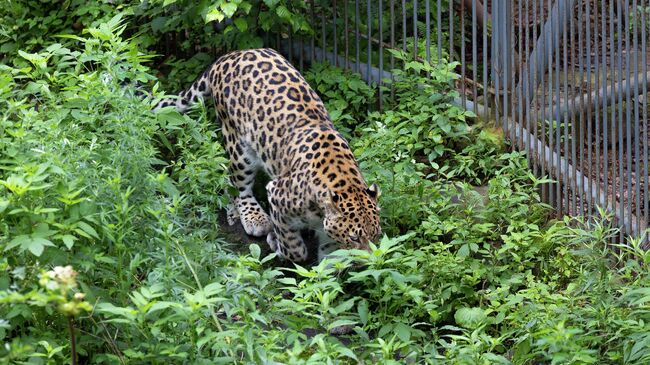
top-left (266, 0), bottom-right (649, 246)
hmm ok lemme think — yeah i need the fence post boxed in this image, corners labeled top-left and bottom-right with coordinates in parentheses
top-left (491, 1), bottom-right (513, 132)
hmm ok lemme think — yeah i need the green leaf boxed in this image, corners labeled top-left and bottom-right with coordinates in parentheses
top-left (378, 323), bottom-right (393, 338)
top-left (28, 237), bottom-right (54, 257)
top-left (76, 221), bottom-right (99, 239)
top-left (336, 346), bottom-right (358, 360)
top-left (394, 322), bottom-right (412, 342)
top-left (482, 353), bottom-right (511, 364)
top-left (220, 2), bottom-right (238, 18)
top-left (95, 255), bottom-right (117, 265)
top-left (454, 307), bottom-right (487, 329)
top-left (628, 335), bottom-right (650, 361)
top-left (249, 244), bottom-right (260, 260)
top-left (327, 319), bottom-right (357, 331)
top-left (277, 278), bottom-right (296, 286)
top-left (0, 200), bottom-right (8, 214)
top-left (33, 223), bottom-right (53, 238)
top-left (203, 282), bottom-right (224, 297)
top-left (276, 5), bottom-right (291, 19)
top-left (457, 243), bottom-right (470, 257)
top-left (233, 18), bottom-right (248, 32)
top-left (148, 301), bottom-right (180, 314)
top-left (151, 17), bottom-right (167, 33)
top-left (61, 235), bottom-right (76, 249)
top-left (18, 50), bottom-right (47, 69)
top-left (333, 298), bottom-right (356, 314)
top-left (205, 8), bottom-right (225, 23)
top-left (5, 235), bottom-right (30, 252)
top-left (96, 303), bottom-right (136, 320)
top-left (357, 299), bottom-right (369, 325)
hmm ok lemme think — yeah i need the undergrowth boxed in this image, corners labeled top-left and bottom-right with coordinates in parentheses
top-left (1, 9), bottom-right (650, 365)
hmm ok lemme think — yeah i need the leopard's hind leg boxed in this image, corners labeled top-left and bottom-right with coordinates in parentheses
top-left (265, 179), bottom-right (309, 262)
top-left (225, 137), bottom-right (272, 237)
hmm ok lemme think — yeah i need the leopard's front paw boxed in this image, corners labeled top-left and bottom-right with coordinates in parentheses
top-left (236, 198), bottom-right (272, 237)
top-left (240, 213), bottom-right (272, 237)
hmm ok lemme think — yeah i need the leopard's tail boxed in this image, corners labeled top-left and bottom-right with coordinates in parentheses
top-left (153, 67), bottom-right (213, 113)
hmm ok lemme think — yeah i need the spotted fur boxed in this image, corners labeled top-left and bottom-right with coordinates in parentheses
top-left (155, 48), bottom-right (381, 262)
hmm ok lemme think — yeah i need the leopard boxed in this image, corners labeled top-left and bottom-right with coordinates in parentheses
top-left (154, 48), bottom-right (381, 262)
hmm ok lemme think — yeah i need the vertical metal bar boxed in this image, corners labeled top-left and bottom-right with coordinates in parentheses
top-left (525, 0), bottom-right (532, 159)
top-left (642, 0), bottom-right (649, 243)
top-left (553, 0), bottom-right (562, 215)
top-left (504, 1), bottom-right (510, 137)
top-left (449, 0), bottom-right (454, 62)
top-left (616, 0), bottom-right (624, 239)
top-left (598, 0), bottom-right (607, 217)
top-left (624, 0), bottom-right (634, 238)
top-left (426, 0), bottom-right (431, 64)
top-left (310, 0), bottom-right (316, 63)
top-left (402, 0), bottom-right (407, 52)
top-left (472, 0), bottom-right (478, 116)
top-left (628, 0), bottom-right (636, 230)
top-left (367, 0), bottom-right (372, 86)
top-left (517, 0), bottom-right (523, 151)
top-left (603, 1), bottom-right (617, 225)
top-left (569, 0), bottom-right (577, 214)
top-left (492, 4), bottom-right (500, 134)
top-left (581, 0), bottom-right (589, 216)
top-left (379, 0), bottom-right (384, 110)
top-left (321, 1), bottom-right (326, 62)
top-left (561, 0), bottom-right (570, 216)
top-left (413, 0), bottom-right (418, 59)
top-left (333, 0), bottom-right (338, 67)
top-left (507, 0), bottom-right (514, 143)
top-left (390, 0), bottom-right (395, 100)
top-left (482, 0), bottom-right (489, 121)
top-left (540, 0), bottom-right (548, 204)
top-left (461, 0), bottom-right (467, 107)
top-left (296, 13), bottom-right (303, 73)
top-left (288, 30), bottom-right (294, 64)
top-left (552, 0), bottom-right (560, 215)
top-left (299, 31), bottom-right (304, 73)
top-left (437, 0), bottom-right (442, 64)
top-left (524, 0), bottom-right (544, 176)
top-left (356, 0), bottom-right (361, 73)
top-left (344, 0), bottom-right (349, 69)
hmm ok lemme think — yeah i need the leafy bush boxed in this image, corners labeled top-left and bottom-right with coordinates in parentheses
top-left (304, 62), bottom-right (375, 136)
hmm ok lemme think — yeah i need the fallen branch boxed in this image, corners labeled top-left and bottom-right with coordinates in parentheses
top-left (542, 71), bottom-right (650, 121)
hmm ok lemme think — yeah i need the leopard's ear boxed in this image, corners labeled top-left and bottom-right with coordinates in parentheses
top-left (324, 191), bottom-right (342, 216)
top-left (366, 183), bottom-right (381, 199)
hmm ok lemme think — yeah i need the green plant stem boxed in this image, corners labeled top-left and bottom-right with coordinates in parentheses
top-left (69, 317), bottom-right (77, 365)
top-left (174, 241), bottom-right (234, 358)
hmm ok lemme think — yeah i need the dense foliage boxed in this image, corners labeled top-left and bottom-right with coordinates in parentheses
top-left (2, 3), bottom-right (650, 365)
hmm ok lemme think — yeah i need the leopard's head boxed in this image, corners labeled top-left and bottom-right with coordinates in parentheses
top-left (323, 183), bottom-right (382, 252)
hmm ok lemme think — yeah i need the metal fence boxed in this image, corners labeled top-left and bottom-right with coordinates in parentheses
top-left (268, 0), bottom-right (649, 245)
